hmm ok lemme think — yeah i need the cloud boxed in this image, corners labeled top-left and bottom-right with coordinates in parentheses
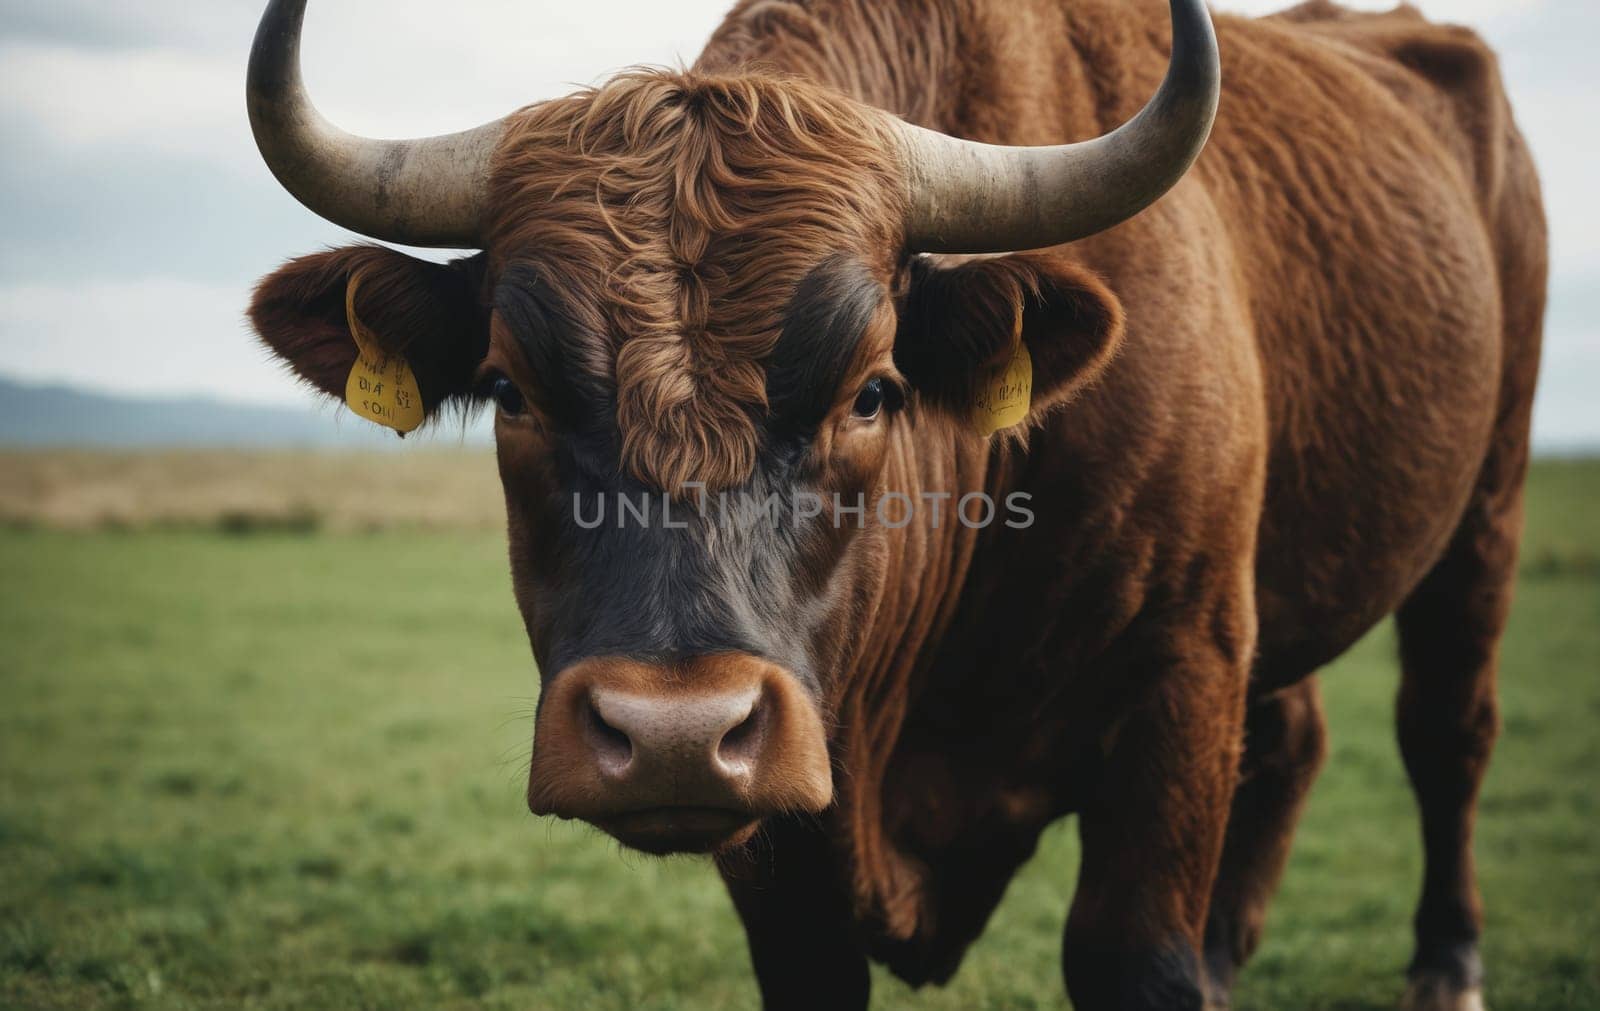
top-left (0, 41), bottom-right (242, 159)
top-left (0, 276), bottom-right (298, 405)
top-left (0, 1), bottom-right (252, 52)
top-left (0, 125), bottom-right (357, 285)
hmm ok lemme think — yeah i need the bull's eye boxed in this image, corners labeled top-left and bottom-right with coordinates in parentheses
top-left (488, 374), bottom-right (525, 417)
top-left (852, 378), bottom-right (902, 421)
top-left (853, 379), bottom-right (885, 420)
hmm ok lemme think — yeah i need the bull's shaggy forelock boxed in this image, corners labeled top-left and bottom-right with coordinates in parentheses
top-left (483, 70), bottom-right (905, 493)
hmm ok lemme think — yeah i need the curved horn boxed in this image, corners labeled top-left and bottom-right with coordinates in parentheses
top-left (890, 0), bottom-right (1220, 254)
top-left (246, 0), bottom-right (504, 248)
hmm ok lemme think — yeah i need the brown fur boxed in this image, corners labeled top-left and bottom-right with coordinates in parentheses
top-left (484, 71), bottom-right (904, 492)
top-left (249, 0), bottom-right (1547, 1007)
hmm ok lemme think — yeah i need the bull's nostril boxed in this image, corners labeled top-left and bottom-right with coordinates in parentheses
top-left (584, 698), bottom-right (633, 777)
top-left (716, 700), bottom-right (766, 774)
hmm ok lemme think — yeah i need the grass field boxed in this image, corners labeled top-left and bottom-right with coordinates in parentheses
top-left (1, 455), bottom-right (1596, 1009)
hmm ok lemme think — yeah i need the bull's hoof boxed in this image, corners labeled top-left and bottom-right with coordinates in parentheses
top-left (1400, 977), bottom-right (1486, 1011)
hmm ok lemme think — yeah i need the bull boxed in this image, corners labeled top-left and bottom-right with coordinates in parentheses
top-left (244, 0), bottom-right (1547, 1007)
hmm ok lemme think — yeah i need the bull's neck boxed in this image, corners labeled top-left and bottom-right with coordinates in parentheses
top-left (824, 418), bottom-right (1006, 932)
top-left (694, 0), bottom-right (1170, 148)
top-left (692, 0), bottom-right (971, 128)
top-left (870, 419), bottom-right (1002, 669)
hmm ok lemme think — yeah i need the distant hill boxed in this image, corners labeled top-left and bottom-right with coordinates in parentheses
top-left (0, 375), bottom-right (492, 450)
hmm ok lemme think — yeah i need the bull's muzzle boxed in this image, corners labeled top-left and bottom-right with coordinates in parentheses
top-left (526, 654), bottom-right (832, 854)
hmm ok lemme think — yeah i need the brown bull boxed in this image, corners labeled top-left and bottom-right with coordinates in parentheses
top-left (244, 0), bottom-right (1546, 1007)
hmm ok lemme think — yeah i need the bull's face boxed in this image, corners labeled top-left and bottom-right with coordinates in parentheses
top-left (244, 2), bottom-right (1216, 854)
top-left (482, 77), bottom-right (918, 851)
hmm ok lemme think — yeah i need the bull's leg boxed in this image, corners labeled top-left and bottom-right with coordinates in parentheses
top-left (1202, 677), bottom-right (1328, 1006)
top-left (1062, 650), bottom-right (1249, 1011)
top-left (717, 820), bottom-right (869, 1011)
top-left (1393, 489), bottom-right (1521, 1011)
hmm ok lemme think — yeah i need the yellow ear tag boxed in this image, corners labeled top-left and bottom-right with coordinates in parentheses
top-left (342, 274), bottom-right (424, 435)
top-left (972, 305), bottom-right (1032, 436)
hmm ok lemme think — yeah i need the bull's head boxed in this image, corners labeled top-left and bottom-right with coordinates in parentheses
top-left (246, 0), bottom-right (1218, 854)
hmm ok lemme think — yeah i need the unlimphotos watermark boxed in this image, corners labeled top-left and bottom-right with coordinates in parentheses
top-left (572, 484), bottom-right (1034, 531)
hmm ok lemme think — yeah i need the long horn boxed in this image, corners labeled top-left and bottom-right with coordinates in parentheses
top-left (246, 0), bottom-right (504, 248)
top-left (890, 0), bottom-right (1220, 254)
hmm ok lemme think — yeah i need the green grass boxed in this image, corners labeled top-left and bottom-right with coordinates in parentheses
top-left (2, 460), bottom-right (1597, 1009)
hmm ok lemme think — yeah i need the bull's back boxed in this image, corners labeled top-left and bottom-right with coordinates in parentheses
top-left (1195, 6), bottom-right (1541, 682)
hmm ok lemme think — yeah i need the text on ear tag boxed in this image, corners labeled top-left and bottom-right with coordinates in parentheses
top-left (972, 305), bottom-right (1032, 435)
top-left (342, 273), bottom-right (424, 434)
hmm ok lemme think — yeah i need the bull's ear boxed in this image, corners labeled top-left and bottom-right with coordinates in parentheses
top-left (248, 245), bottom-right (490, 416)
top-left (894, 252), bottom-right (1125, 425)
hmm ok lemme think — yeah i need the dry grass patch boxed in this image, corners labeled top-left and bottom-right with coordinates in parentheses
top-left (0, 450), bottom-right (504, 533)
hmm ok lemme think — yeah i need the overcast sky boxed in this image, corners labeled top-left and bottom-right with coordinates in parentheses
top-left (0, 0), bottom-right (1594, 448)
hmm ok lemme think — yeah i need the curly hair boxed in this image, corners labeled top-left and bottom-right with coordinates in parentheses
top-left (483, 69), bottom-right (906, 492)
